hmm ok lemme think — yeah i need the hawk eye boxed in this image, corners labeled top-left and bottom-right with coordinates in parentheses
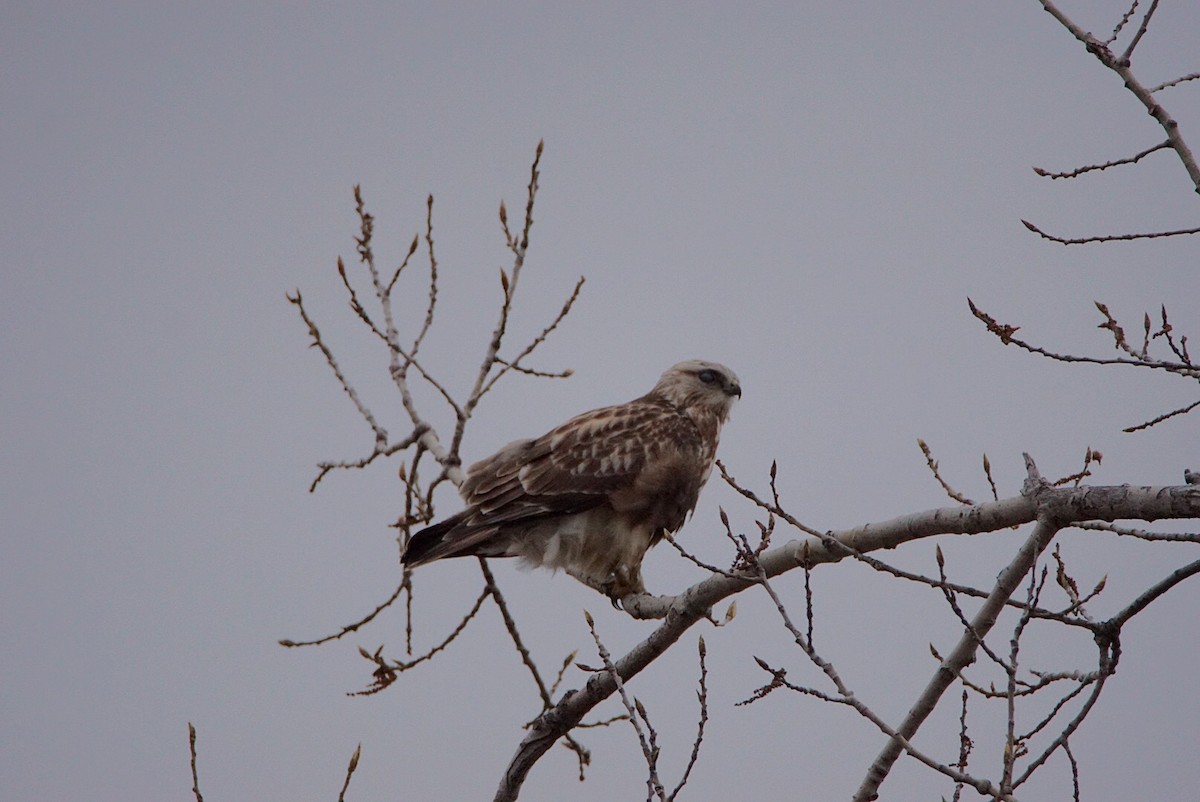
top-left (698, 369), bottom-right (717, 384)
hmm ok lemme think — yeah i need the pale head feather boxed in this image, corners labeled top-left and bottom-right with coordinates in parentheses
top-left (649, 360), bottom-right (741, 422)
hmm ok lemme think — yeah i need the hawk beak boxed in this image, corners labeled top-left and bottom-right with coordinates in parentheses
top-left (730, 383), bottom-right (742, 398)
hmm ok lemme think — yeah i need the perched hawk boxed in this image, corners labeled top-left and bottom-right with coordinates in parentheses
top-left (402, 360), bottom-right (741, 601)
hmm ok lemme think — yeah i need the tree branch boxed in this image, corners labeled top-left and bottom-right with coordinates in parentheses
top-left (1037, 0), bottom-right (1200, 194)
top-left (853, 516), bottom-right (1061, 802)
top-left (493, 481), bottom-right (1200, 800)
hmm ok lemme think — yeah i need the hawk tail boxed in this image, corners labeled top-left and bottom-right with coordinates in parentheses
top-left (402, 511), bottom-right (504, 566)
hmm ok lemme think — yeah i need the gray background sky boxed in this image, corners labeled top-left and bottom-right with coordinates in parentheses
top-left (4, 2), bottom-right (1198, 800)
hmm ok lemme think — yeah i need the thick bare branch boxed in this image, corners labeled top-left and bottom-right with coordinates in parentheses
top-left (494, 481), bottom-right (1200, 800)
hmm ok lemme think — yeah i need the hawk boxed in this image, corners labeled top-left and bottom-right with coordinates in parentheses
top-left (402, 360), bottom-right (741, 601)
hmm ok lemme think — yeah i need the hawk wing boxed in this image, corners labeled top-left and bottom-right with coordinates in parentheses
top-left (402, 397), bottom-right (707, 566)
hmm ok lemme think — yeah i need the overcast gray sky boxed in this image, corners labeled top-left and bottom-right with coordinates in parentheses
top-left (4, 2), bottom-right (1198, 800)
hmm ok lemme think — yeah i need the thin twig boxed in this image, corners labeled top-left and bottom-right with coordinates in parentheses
top-left (455, 141), bottom-right (544, 459)
top-left (1064, 739), bottom-right (1081, 802)
top-left (969, 299), bottom-right (1200, 378)
top-left (918, 439), bottom-right (974, 504)
top-left (584, 611), bottom-right (665, 802)
top-left (1118, 0), bottom-right (1158, 64)
top-left (1032, 141), bottom-right (1170, 179)
top-left (668, 637), bottom-right (709, 801)
top-left (1001, 564), bottom-right (1048, 793)
top-left (1107, 558), bottom-right (1200, 629)
top-left (717, 461), bottom-right (824, 538)
top-left (480, 276), bottom-right (584, 399)
top-left (1073, 520), bottom-right (1200, 543)
top-left (188, 723), bottom-right (204, 802)
top-left (1021, 218), bottom-right (1200, 244)
top-left (348, 586), bottom-right (492, 696)
top-left (479, 558), bottom-right (591, 775)
top-left (549, 650), bottom-right (578, 697)
top-left (405, 196), bottom-right (438, 362)
top-left (337, 743), bottom-right (361, 802)
top-left (1104, 0), bottom-right (1139, 45)
top-left (308, 426), bottom-right (427, 492)
top-left (983, 454), bottom-right (999, 501)
top-left (1012, 640), bottom-right (1115, 789)
top-left (1123, 399), bottom-right (1200, 432)
top-left (950, 689), bottom-right (972, 802)
top-left (279, 581), bottom-right (409, 648)
top-left (289, 290), bottom-right (388, 448)
top-left (1150, 71), bottom-right (1200, 92)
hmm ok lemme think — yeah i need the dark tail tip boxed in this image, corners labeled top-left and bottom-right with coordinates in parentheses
top-left (401, 515), bottom-right (459, 566)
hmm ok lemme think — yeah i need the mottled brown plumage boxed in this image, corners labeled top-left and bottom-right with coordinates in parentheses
top-left (402, 360), bottom-right (741, 600)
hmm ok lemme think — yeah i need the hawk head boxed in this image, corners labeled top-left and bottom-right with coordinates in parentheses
top-left (651, 360), bottom-right (741, 422)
